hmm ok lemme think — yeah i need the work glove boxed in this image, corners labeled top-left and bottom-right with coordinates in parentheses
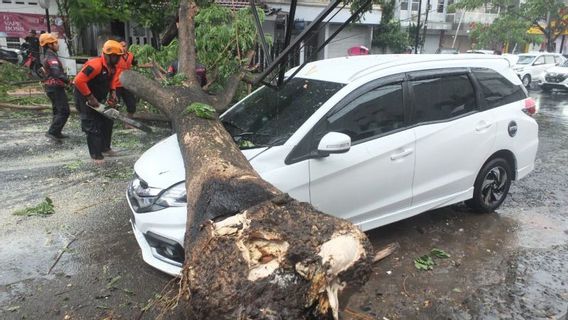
top-left (107, 90), bottom-right (118, 107)
top-left (86, 94), bottom-right (99, 108)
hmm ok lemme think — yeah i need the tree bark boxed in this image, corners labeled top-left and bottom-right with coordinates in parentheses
top-left (119, 0), bottom-right (374, 317)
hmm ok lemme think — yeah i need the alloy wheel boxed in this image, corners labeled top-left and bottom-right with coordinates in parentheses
top-left (480, 166), bottom-right (508, 207)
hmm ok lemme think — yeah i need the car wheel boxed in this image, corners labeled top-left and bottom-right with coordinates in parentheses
top-left (522, 74), bottom-right (531, 88)
top-left (466, 158), bottom-right (512, 213)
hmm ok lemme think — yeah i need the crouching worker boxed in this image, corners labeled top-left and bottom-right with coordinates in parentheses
top-left (74, 40), bottom-right (123, 164)
top-left (40, 33), bottom-right (70, 141)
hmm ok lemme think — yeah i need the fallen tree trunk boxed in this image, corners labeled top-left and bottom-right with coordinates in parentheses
top-left (123, 70), bottom-right (373, 319)
top-left (119, 0), bottom-right (374, 318)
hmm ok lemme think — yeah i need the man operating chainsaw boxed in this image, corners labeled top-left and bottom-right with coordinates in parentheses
top-left (74, 40), bottom-right (123, 164)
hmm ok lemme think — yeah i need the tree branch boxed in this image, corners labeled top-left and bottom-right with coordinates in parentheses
top-left (178, 0), bottom-right (200, 88)
top-left (120, 70), bottom-right (174, 117)
top-left (161, 18), bottom-right (179, 46)
top-left (209, 50), bottom-right (255, 113)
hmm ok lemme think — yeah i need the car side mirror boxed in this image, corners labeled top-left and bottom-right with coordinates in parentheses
top-left (317, 132), bottom-right (351, 156)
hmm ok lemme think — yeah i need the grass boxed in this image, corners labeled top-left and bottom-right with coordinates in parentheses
top-left (103, 166), bottom-right (134, 180)
top-left (13, 197), bottom-right (55, 217)
top-left (64, 160), bottom-right (83, 171)
top-left (0, 63), bottom-right (51, 106)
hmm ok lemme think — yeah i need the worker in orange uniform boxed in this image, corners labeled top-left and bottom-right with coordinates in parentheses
top-left (73, 40), bottom-right (123, 164)
top-left (39, 33), bottom-right (70, 141)
top-left (114, 38), bottom-right (147, 122)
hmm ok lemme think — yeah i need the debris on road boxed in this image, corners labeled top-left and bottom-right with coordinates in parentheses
top-left (373, 242), bottom-right (400, 263)
top-left (13, 197), bottom-right (55, 217)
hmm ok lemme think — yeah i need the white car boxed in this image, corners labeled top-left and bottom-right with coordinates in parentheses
top-left (127, 55), bottom-right (539, 276)
top-left (540, 60), bottom-right (568, 92)
top-left (513, 52), bottom-right (565, 87)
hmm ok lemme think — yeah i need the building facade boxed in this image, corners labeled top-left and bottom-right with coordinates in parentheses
top-left (397, 0), bottom-right (499, 53)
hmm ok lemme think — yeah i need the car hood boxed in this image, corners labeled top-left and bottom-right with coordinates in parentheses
top-left (546, 66), bottom-right (568, 74)
top-left (134, 134), bottom-right (267, 189)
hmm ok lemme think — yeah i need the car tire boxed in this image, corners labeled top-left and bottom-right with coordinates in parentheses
top-left (522, 74), bottom-right (531, 88)
top-left (466, 158), bottom-right (512, 213)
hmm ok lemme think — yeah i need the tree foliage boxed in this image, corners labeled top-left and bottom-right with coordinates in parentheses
top-left (372, 0), bottom-right (409, 53)
top-left (468, 16), bottom-right (542, 50)
top-left (454, 0), bottom-right (568, 52)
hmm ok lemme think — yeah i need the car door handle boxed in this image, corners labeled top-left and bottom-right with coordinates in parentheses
top-left (475, 122), bottom-right (493, 132)
top-left (390, 148), bottom-right (413, 161)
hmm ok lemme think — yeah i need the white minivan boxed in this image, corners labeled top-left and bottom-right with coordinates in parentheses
top-left (513, 52), bottom-right (565, 87)
top-left (127, 55), bottom-right (539, 275)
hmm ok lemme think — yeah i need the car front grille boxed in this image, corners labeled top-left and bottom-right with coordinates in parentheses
top-left (545, 74), bottom-right (568, 83)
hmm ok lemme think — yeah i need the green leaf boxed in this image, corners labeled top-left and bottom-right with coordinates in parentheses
top-left (414, 255), bottom-right (435, 271)
top-left (239, 140), bottom-right (255, 148)
top-left (431, 248), bottom-right (451, 259)
top-left (184, 103), bottom-right (216, 120)
top-left (107, 276), bottom-right (122, 289)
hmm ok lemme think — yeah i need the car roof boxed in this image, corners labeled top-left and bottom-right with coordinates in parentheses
top-left (287, 54), bottom-right (511, 84)
top-left (518, 52), bottom-right (559, 56)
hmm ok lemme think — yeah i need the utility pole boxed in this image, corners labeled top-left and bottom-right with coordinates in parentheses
top-left (39, 0), bottom-right (51, 33)
top-left (421, 0), bottom-right (431, 53)
top-left (414, 0), bottom-right (423, 53)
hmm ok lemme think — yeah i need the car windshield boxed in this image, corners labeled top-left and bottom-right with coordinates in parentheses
top-left (221, 78), bottom-right (344, 149)
top-left (517, 55), bottom-right (536, 65)
top-left (562, 60), bottom-right (568, 67)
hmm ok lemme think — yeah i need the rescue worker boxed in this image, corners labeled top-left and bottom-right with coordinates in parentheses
top-left (40, 33), bottom-right (70, 141)
top-left (74, 40), bottom-right (123, 164)
top-left (114, 39), bottom-right (139, 121)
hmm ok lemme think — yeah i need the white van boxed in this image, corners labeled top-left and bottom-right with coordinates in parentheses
top-left (126, 55), bottom-right (539, 275)
top-left (513, 52), bottom-right (565, 87)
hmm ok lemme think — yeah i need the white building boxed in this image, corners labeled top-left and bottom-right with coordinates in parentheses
top-left (0, 0), bottom-right (62, 48)
top-left (397, 0), bottom-right (499, 53)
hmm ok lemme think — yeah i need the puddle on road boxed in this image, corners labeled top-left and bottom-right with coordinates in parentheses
top-left (0, 230), bottom-right (80, 304)
top-left (501, 206), bottom-right (568, 249)
top-left (347, 206), bottom-right (520, 318)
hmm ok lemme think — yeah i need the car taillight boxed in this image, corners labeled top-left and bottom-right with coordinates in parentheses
top-left (523, 98), bottom-right (537, 116)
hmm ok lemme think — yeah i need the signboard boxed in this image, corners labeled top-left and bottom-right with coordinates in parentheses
top-left (0, 12), bottom-right (65, 38)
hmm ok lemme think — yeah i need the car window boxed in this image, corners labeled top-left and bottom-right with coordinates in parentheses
top-left (325, 83), bottom-right (405, 144)
top-left (221, 78), bottom-right (344, 148)
top-left (411, 74), bottom-right (476, 123)
top-left (517, 55), bottom-right (535, 65)
top-left (554, 56), bottom-right (562, 64)
top-left (534, 56), bottom-right (545, 65)
top-left (473, 68), bottom-right (526, 109)
top-left (545, 55), bottom-right (555, 64)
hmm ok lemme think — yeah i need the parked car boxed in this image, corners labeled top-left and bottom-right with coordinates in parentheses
top-left (502, 53), bottom-right (519, 66)
top-left (0, 47), bottom-right (23, 65)
top-left (127, 55), bottom-right (539, 275)
top-left (435, 47), bottom-right (459, 54)
top-left (466, 49), bottom-right (495, 54)
top-left (512, 52), bottom-right (565, 87)
top-left (540, 59), bottom-right (568, 92)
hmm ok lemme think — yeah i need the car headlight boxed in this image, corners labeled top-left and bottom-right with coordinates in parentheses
top-left (128, 177), bottom-right (186, 213)
top-left (154, 182), bottom-right (187, 208)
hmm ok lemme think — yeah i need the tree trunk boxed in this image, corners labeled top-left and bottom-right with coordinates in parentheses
top-left (119, 0), bottom-right (374, 317)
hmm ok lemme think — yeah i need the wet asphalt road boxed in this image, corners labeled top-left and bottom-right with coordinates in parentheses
top-left (0, 90), bottom-right (567, 319)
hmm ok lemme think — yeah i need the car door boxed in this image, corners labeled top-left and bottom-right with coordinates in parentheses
top-left (307, 78), bottom-right (416, 229)
top-left (532, 55), bottom-right (548, 81)
top-left (410, 69), bottom-right (496, 209)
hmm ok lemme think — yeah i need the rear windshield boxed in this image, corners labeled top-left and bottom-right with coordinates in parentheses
top-left (222, 78), bottom-right (344, 149)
